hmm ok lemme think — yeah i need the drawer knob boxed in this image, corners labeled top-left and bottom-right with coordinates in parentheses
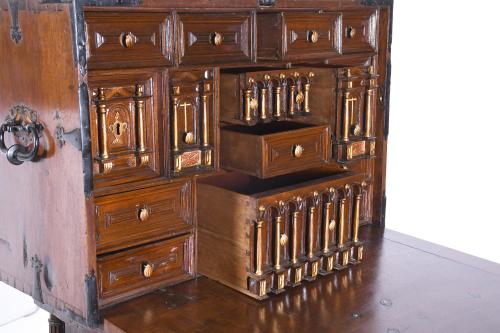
top-left (308, 30), bottom-right (320, 43)
top-left (292, 144), bottom-right (304, 158)
top-left (280, 234), bottom-right (289, 246)
top-left (183, 131), bottom-right (195, 144)
top-left (346, 26), bottom-right (356, 39)
top-left (138, 208), bottom-right (149, 222)
top-left (142, 263), bottom-right (154, 278)
top-left (210, 32), bottom-right (223, 46)
top-left (329, 219), bottom-right (336, 231)
top-left (352, 124), bottom-right (362, 136)
top-left (121, 32), bottom-right (137, 48)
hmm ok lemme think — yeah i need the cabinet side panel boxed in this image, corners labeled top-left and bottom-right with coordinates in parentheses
top-left (372, 6), bottom-right (391, 226)
top-left (197, 184), bottom-right (255, 292)
top-left (0, 7), bottom-right (91, 321)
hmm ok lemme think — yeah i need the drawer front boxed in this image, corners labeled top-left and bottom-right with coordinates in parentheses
top-left (169, 69), bottom-right (218, 176)
top-left (88, 71), bottom-right (162, 190)
top-left (342, 10), bottom-right (377, 54)
top-left (249, 174), bottom-right (367, 296)
top-left (177, 13), bottom-right (253, 65)
top-left (85, 12), bottom-right (173, 69)
top-left (97, 234), bottom-right (194, 302)
top-left (220, 68), bottom-right (322, 126)
top-left (95, 182), bottom-right (193, 254)
top-left (262, 126), bottom-right (330, 177)
top-left (333, 65), bottom-right (378, 163)
top-left (283, 13), bottom-right (340, 60)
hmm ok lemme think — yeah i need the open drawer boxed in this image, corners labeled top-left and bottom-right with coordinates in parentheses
top-left (197, 171), bottom-right (367, 299)
top-left (220, 122), bottom-right (330, 178)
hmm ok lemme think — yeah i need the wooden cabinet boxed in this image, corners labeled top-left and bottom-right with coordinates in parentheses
top-left (85, 11), bottom-right (173, 69)
top-left (176, 13), bottom-right (254, 65)
top-left (220, 122), bottom-right (329, 178)
top-left (0, 2), bottom-right (392, 330)
top-left (198, 172), bottom-right (367, 299)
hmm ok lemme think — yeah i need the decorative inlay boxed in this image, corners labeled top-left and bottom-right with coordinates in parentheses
top-left (95, 32), bottom-right (105, 48)
top-left (109, 112), bottom-right (128, 145)
top-left (180, 150), bottom-right (202, 169)
top-left (188, 32), bottom-right (198, 46)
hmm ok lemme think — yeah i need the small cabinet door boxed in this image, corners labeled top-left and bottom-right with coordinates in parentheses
top-left (169, 68), bottom-right (218, 176)
top-left (89, 71), bottom-right (163, 189)
top-left (333, 64), bottom-right (378, 163)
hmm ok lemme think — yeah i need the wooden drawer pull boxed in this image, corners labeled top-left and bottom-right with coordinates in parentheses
top-left (142, 263), bottom-right (154, 278)
top-left (210, 32), bottom-right (223, 46)
top-left (121, 32), bottom-right (137, 48)
top-left (308, 30), bottom-right (320, 43)
top-left (138, 208), bottom-right (150, 222)
top-left (293, 144), bottom-right (304, 158)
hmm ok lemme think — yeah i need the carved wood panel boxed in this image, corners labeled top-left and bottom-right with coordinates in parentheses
top-left (169, 68), bottom-right (218, 176)
top-left (333, 63), bottom-right (378, 164)
top-left (89, 71), bottom-right (163, 190)
top-left (220, 68), bottom-right (319, 126)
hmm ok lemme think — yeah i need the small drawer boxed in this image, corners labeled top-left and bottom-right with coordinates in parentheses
top-left (94, 181), bottom-right (193, 254)
top-left (257, 12), bottom-right (340, 61)
top-left (221, 122), bottom-right (329, 178)
top-left (85, 11), bottom-right (173, 69)
top-left (198, 171), bottom-right (367, 299)
top-left (341, 10), bottom-right (377, 54)
top-left (220, 67), bottom-right (335, 126)
top-left (97, 234), bottom-right (194, 305)
top-left (176, 13), bottom-right (253, 65)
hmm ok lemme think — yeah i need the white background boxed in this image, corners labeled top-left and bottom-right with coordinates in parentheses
top-left (1, 1), bottom-right (500, 331)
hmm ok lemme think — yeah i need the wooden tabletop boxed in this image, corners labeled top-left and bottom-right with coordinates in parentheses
top-left (101, 226), bottom-right (500, 333)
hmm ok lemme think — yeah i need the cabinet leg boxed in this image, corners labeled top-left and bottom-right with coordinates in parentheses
top-left (48, 314), bottom-right (65, 333)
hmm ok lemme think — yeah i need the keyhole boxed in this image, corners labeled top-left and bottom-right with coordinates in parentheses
top-left (115, 123), bottom-right (121, 136)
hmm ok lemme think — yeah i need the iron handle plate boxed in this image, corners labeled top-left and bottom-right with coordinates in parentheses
top-left (0, 106), bottom-right (44, 166)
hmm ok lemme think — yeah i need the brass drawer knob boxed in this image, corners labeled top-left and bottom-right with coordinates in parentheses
top-left (142, 263), bottom-right (154, 278)
top-left (121, 32), bottom-right (137, 48)
top-left (138, 208), bottom-right (149, 222)
top-left (308, 30), bottom-right (320, 43)
top-left (210, 32), bottom-right (223, 46)
top-left (292, 144), bottom-right (304, 158)
top-left (183, 131), bottom-right (195, 144)
top-left (280, 234), bottom-right (288, 246)
top-left (352, 124), bottom-right (362, 136)
top-left (249, 98), bottom-right (259, 111)
top-left (346, 26), bottom-right (356, 39)
top-left (329, 219), bottom-right (336, 231)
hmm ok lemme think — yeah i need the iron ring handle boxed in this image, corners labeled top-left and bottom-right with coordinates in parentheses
top-left (0, 123), bottom-right (43, 165)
